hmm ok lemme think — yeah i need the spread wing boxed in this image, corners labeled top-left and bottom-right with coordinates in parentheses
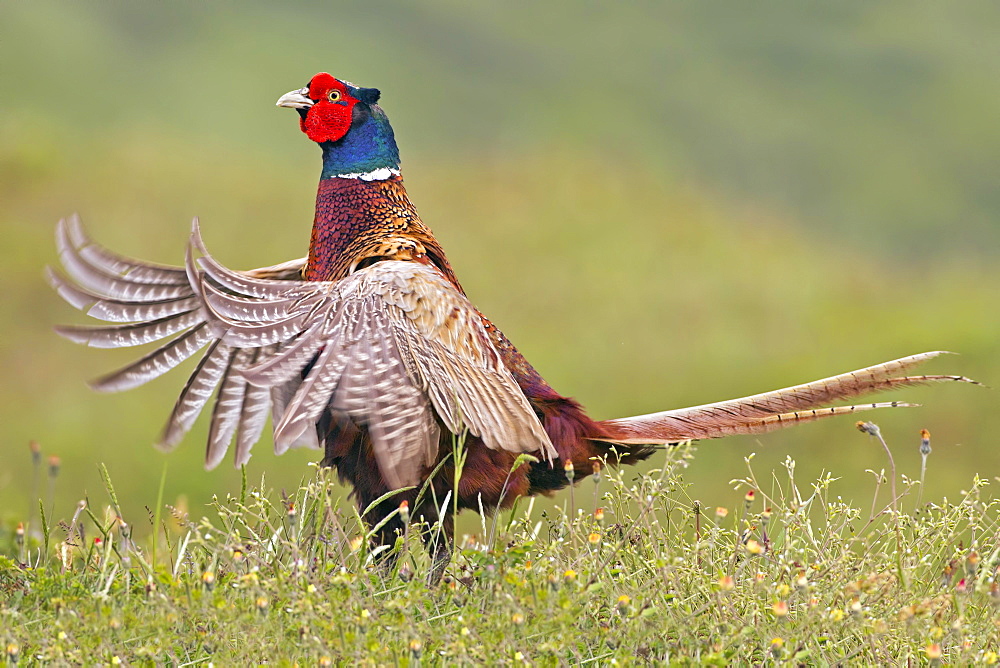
top-left (48, 215), bottom-right (311, 467)
top-left (193, 226), bottom-right (555, 488)
top-left (51, 216), bottom-right (554, 487)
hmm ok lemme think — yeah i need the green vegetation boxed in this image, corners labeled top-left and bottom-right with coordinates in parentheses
top-left (3, 430), bottom-right (999, 663)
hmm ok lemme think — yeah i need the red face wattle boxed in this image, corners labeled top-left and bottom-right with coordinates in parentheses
top-left (300, 73), bottom-right (359, 144)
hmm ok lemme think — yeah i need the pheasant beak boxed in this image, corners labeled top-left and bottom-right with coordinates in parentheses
top-left (276, 87), bottom-right (313, 109)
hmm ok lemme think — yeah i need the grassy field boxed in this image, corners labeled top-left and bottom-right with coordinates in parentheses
top-left (3, 430), bottom-right (1000, 663)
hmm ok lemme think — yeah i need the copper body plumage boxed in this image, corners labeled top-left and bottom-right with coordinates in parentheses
top-left (51, 73), bottom-right (976, 580)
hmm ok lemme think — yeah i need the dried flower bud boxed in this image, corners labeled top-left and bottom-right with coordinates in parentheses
top-left (30, 440), bottom-right (41, 465)
top-left (48, 455), bottom-right (61, 477)
top-left (718, 575), bottom-right (735, 591)
top-left (399, 500), bottom-right (410, 524)
top-left (715, 507), bottom-right (729, 519)
top-left (564, 460), bottom-right (575, 482)
top-left (772, 600), bottom-right (789, 617)
top-left (744, 489), bottom-right (755, 506)
top-left (594, 507), bottom-right (605, 523)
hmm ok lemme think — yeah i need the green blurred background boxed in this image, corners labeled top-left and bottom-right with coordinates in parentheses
top-left (2, 2), bottom-right (997, 531)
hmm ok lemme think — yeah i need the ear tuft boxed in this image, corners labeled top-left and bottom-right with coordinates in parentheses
top-left (356, 87), bottom-right (381, 105)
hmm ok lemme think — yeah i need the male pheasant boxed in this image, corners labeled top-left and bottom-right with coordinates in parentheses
top-left (51, 73), bottom-right (973, 575)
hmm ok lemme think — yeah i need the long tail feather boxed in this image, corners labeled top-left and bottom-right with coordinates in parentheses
top-left (597, 352), bottom-right (978, 444)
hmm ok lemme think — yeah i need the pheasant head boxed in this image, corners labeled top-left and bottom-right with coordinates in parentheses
top-left (277, 72), bottom-right (400, 180)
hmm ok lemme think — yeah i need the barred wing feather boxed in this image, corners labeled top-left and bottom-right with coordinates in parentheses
top-left (194, 231), bottom-right (556, 488)
top-left (50, 215), bottom-right (309, 466)
top-left (52, 216), bottom-right (554, 488)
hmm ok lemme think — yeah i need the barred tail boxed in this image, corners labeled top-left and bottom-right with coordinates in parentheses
top-left (595, 352), bottom-right (978, 444)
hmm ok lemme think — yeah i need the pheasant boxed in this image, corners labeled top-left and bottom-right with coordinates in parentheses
top-left (51, 73), bottom-right (974, 577)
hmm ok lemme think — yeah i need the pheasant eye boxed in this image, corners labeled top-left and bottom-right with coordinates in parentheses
top-left (327, 90), bottom-right (342, 102)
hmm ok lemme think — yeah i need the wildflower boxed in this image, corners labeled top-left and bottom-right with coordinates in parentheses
top-left (591, 461), bottom-right (602, 480)
top-left (830, 609), bottom-right (846, 622)
top-left (983, 650), bottom-right (998, 664)
top-left (594, 507), bottom-right (605, 523)
top-left (715, 507), bottom-right (729, 519)
top-left (956, 578), bottom-right (968, 594)
top-left (770, 637), bottom-right (784, 657)
top-left (48, 455), bottom-right (61, 477)
top-left (920, 429), bottom-right (932, 456)
top-left (318, 657), bottom-right (332, 666)
top-left (109, 618), bottom-right (121, 630)
top-left (775, 583), bottom-right (791, 597)
top-left (409, 639), bottom-right (422, 658)
top-left (349, 536), bottom-right (364, 552)
top-left (399, 500), bottom-right (410, 524)
top-left (360, 608), bottom-right (371, 620)
top-left (232, 548), bottom-right (245, 562)
top-left (718, 575), bottom-right (735, 591)
top-left (201, 570), bottom-right (215, 589)
top-left (5, 643), bottom-right (19, 662)
top-left (794, 574), bottom-right (809, 591)
top-left (849, 598), bottom-right (863, 617)
top-left (588, 532), bottom-right (601, 546)
top-left (924, 643), bottom-right (942, 659)
top-left (856, 421), bottom-right (880, 436)
top-left (744, 489), bottom-right (755, 507)
top-left (111, 657), bottom-right (121, 665)
top-left (287, 502), bottom-right (296, 520)
top-left (772, 600), bottom-right (789, 617)
top-left (617, 595), bottom-right (632, 615)
top-left (460, 627), bottom-right (470, 637)
top-left (872, 619), bottom-right (888, 634)
top-left (512, 612), bottom-right (525, 625)
top-left (30, 439), bottom-right (41, 465)
top-left (564, 569), bottom-right (577, 582)
top-left (564, 460), bottom-right (575, 483)
top-left (967, 551), bottom-right (980, 578)
top-left (255, 596), bottom-right (269, 612)
top-left (745, 540), bottom-right (763, 555)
